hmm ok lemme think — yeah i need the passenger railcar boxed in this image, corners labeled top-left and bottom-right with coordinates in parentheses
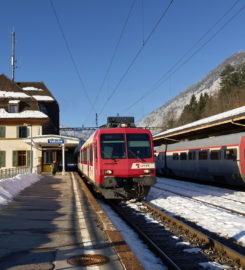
top-left (155, 132), bottom-right (245, 187)
top-left (78, 117), bottom-right (156, 199)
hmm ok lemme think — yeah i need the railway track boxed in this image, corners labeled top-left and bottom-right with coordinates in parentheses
top-left (151, 185), bottom-right (245, 217)
top-left (108, 200), bottom-right (245, 270)
top-left (156, 180), bottom-right (245, 204)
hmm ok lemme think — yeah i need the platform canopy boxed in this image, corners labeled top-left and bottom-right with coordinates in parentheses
top-left (153, 106), bottom-right (245, 146)
top-left (23, 134), bottom-right (79, 148)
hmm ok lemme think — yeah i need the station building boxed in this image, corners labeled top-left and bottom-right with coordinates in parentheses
top-left (0, 74), bottom-right (79, 174)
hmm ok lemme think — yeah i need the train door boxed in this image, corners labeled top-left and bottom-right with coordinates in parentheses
top-left (240, 137), bottom-right (245, 176)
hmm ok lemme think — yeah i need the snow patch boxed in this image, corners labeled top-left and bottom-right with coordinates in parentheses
top-left (199, 261), bottom-right (231, 269)
top-left (0, 108), bottom-right (48, 118)
top-left (0, 174), bottom-right (42, 208)
top-left (32, 95), bottom-right (54, 101)
top-left (22, 87), bottom-right (43, 91)
top-left (0, 90), bottom-right (30, 98)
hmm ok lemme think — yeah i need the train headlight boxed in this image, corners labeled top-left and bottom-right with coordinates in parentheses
top-left (104, 169), bottom-right (113, 175)
top-left (144, 169), bottom-right (152, 174)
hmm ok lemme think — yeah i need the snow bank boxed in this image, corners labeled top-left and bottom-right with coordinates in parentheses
top-left (0, 173), bottom-right (42, 208)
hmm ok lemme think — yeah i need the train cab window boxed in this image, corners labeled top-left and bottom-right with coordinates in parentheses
top-left (188, 151), bottom-right (196, 160)
top-left (225, 149), bottom-right (237, 160)
top-left (127, 134), bottom-right (151, 159)
top-left (199, 150), bottom-right (208, 160)
top-left (180, 152), bottom-right (187, 160)
top-left (101, 134), bottom-right (126, 159)
top-left (210, 150), bottom-right (221, 160)
top-left (173, 153), bottom-right (179, 160)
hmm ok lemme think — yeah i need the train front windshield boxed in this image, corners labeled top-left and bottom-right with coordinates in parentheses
top-left (100, 133), bottom-right (152, 159)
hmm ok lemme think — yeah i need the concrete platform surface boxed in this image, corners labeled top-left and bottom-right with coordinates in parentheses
top-left (0, 172), bottom-right (125, 270)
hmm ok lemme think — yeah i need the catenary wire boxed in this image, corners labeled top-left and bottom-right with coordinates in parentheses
top-left (85, 0), bottom-right (136, 124)
top-left (123, 1), bottom-right (244, 115)
top-left (49, 0), bottom-right (96, 116)
top-left (98, 0), bottom-right (174, 117)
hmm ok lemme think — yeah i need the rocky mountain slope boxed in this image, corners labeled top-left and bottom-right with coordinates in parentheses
top-left (139, 51), bottom-right (245, 131)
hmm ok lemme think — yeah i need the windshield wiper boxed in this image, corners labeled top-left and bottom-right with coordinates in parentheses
top-left (128, 149), bottom-right (145, 161)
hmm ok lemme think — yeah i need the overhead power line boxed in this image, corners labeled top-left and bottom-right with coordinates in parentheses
top-left (98, 0), bottom-right (174, 116)
top-left (49, 0), bottom-right (95, 114)
top-left (85, 0), bottom-right (136, 123)
top-left (123, 0), bottom-right (244, 113)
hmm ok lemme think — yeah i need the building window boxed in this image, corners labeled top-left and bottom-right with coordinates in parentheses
top-left (0, 151), bottom-right (6, 167)
top-left (188, 151), bottom-right (196, 160)
top-left (18, 126), bottom-right (28, 138)
top-left (13, 151), bottom-right (29, 167)
top-left (0, 126), bottom-right (6, 138)
top-left (210, 150), bottom-right (221, 160)
top-left (199, 150), bottom-right (208, 160)
top-left (173, 153), bottom-right (179, 160)
top-left (180, 152), bottom-right (187, 160)
top-left (39, 102), bottom-right (48, 114)
top-left (225, 149), bottom-right (237, 160)
top-left (44, 151), bottom-right (55, 164)
top-left (9, 104), bottom-right (18, 113)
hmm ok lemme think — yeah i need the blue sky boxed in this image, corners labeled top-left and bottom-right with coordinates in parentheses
top-left (0, 0), bottom-right (244, 127)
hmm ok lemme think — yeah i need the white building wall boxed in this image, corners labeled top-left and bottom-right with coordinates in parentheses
top-left (0, 125), bottom-right (42, 169)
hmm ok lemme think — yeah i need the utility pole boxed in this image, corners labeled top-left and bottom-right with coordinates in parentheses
top-left (95, 113), bottom-right (98, 127)
top-left (11, 31), bottom-right (16, 81)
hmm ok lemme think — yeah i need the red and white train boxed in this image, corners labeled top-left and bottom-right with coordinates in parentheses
top-left (77, 117), bottom-right (156, 199)
top-left (155, 132), bottom-right (245, 187)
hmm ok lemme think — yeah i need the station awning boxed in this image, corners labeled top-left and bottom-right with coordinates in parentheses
top-left (153, 106), bottom-right (245, 146)
top-left (24, 134), bottom-right (79, 148)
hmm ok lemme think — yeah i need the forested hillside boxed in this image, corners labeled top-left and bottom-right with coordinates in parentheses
top-left (169, 63), bottom-right (245, 129)
top-left (139, 52), bottom-right (245, 133)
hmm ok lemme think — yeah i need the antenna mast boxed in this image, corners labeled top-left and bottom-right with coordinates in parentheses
top-left (11, 31), bottom-right (16, 81)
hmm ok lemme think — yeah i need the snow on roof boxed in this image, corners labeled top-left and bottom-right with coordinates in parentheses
top-left (22, 86), bottom-right (43, 91)
top-left (32, 95), bottom-right (54, 101)
top-left (154, 106), bottom-right (245, 138)
top-left (0, 90), bottom-right (30, 98)
top-left (0, 108), bottom-right (48, 118)
top-left (8, 100), bottom-right (20, 104)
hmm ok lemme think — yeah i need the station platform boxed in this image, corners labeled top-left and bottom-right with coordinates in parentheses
top-left (0, 172), bottom-right (143, 270)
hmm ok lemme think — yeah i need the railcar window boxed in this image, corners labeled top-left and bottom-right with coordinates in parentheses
top-left (173, 153), bottom-right (179, 160)
top-left (180, 152), bottom-right (187, 160)
top-left (84, 148), bottom-right (87, 162)
top-left (199, 150), bottom-right (208, 160)
top-left (90, 146), bottom-right (93, 163)
top-left (225, 149), bottom-right (237, 160)
top-left (127, 134), bottom-right (151, 159)
top-left (210, 150), bottom-right (221, 160)
top-left (188, 151), bottom-right (196, 160)
top-left (101, 134), bottom-right (126, 159)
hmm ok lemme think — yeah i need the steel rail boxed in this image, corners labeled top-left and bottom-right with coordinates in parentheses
top-left (142, 201), bottom-right (245, 268)
top-left (108, 201), bottom-right (181, 270)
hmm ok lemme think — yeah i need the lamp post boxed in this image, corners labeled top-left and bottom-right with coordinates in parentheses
top-left (30, 124), bottom-right (33, 173)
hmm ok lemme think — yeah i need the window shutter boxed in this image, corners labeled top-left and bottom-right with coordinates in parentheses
top-left (17, 127), bottom-right (20, 138)
top-left (0, 151), bottom-right (6, 167)
top-left (13, 151), bottom-right (18, 166)
top-left (0, 127), bottom-right (6, 138)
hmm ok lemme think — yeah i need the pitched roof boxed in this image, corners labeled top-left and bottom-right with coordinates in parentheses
top-left (0, 74), bottom-right (48, 119)
top-left (17, 82), bottom-right (56, 102)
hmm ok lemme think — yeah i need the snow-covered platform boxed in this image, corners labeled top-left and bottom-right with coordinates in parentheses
top-left (0, 172), bottom-right (140, 270)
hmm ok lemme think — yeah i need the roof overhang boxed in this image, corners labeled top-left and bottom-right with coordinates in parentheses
top-left (154, 107), bottom-right (245, 146)
top-left (23, 134), bottom-right (79, 148)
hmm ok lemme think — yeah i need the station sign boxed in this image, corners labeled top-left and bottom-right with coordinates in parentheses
top-left (48, 139), bottom-right (64, 144)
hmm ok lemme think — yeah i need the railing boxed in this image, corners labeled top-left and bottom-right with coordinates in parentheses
top-left (0, 166), bottom-right (41, 180)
